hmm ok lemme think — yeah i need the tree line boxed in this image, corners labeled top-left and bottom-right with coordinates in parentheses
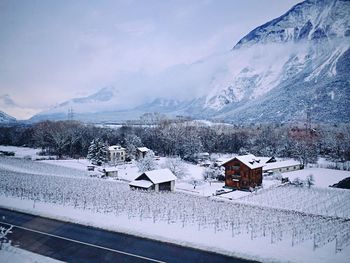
top-left (0, 119), bottom-right (349, 165)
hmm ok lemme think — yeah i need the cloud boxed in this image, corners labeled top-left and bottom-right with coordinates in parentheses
top-left (0, 0), bottom-right (302, 118)
top-left (114, 20), bottom-right (155, 36)
top-left (0, 94), bottom-right (41, 119)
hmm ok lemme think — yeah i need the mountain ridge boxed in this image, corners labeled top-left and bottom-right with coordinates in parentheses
top-left (28, 0), bottom-right (350, 124)
top-left (0, 110), bottom-right (17, 124)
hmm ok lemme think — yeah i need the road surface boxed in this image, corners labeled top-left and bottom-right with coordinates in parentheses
top-left (0, 208), bottom-right (258, 263)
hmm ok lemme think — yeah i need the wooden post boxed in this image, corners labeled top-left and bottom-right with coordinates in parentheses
top-left (231, 221), bottom-right (234, 237)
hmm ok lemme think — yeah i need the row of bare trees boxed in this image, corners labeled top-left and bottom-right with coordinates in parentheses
top-left (0, 120), bottom-right (349, 164)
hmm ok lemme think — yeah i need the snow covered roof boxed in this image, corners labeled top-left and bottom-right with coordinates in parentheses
top-left (137, 147), bottom-right (150, 152)
top-left (108, 145), bottom-right (125, 151)
top-left (256, 157), bottom-right (275, 164)
top-left (236, 155), bottom-right (265, 169)
top-left (103, 167), bottom-right (118, 172)
top-left (263, 160), bottom-right (301, 171)
top-left (138, 168), bottom-right (176, 184)
top-left (221, 154), bottom-right (264, 169)
top-left (129, 180), bottom-right (153, 188)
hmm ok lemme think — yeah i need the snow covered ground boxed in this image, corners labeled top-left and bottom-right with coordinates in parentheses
top-left (1, 161), bottom-right (350, 263)
top-left (41, 158), bottom-right (91, 171)
top-left (0, 145), bottom-right (41, 159)
top-left (0, 244), bottom-right (62, 263)
top-left (281, 168), bottom-right (350, 188)
top-left (237, 184), bottom-right (350, 219)
top-left (0, 156), bottom-right (89, 178)
top-left (1, 194), bottom-right (349, 263)
top-left (1, 146), bottom-right (350, 262)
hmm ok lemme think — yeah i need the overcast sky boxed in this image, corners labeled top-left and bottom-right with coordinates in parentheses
top-left (0, 0), bottom-right (301, 119)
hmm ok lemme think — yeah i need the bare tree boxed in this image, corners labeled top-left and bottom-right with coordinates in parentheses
top-left (162, 157), bottom-right (188, 179)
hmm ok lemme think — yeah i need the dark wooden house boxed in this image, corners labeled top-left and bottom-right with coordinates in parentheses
top-left (221, 154), bottom-right (263, 190)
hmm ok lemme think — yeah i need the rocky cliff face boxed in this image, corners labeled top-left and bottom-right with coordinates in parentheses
top-left (203, 0), bottom-right (350, 123)
top-left (235, 0), bottom-right (350, 48)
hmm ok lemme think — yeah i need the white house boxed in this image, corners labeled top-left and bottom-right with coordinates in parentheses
top-left (136, 147), bottom-right (150, 160)
top-left (108, 145), bottom-right (126, 163)
top-left (263, 160), bottom-right (302, 174)
top-left (129, 168), bottom-right (176, 192)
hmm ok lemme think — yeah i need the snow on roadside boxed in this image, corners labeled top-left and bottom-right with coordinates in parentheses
top-left (1, 197), bottom-right (349, 263)
top-left (0, 244), bottom-right (63, 263)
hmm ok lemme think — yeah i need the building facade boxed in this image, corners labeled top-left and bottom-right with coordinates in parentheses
top-left (222, 154), bottom-right (263, 190)
top-left (108, 145), bottom-right (126, 163)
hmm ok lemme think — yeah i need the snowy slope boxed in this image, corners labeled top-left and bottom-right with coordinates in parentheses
top-left (203, 0), bottom-right (350, 123)
top-left (235, 0), bottom-right (350, 48)
top-left (30, 86), bottom-right (123, 122)
top-left (0, 110), bottom-right (16, 124)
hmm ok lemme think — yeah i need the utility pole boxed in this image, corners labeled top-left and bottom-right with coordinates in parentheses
top-left (68, 107), bottom-right (74, 121)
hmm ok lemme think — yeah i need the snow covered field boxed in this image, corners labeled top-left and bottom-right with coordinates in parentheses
top-left (1, 162), bottom-right (350, 263)
top-left (1, 147), bottom-right (350, 262)
top-left (0, 156), bottom-right (89, 178)
top-left (282, 168), bottom-right (350, 188)
top-left (0, 145), bottom-right (41, 159)
top-left (0, 145), bottom-right (57, 160)
top-left (237, 184), bottom-right (350, 219)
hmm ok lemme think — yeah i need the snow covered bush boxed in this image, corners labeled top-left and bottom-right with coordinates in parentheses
top-left (202, 164), bottom-right (224, 181)
top-left (292, 177), bottom-right (304, 187)
top-left (272, 172), bottom-right (283, 181)
top-left (136, 150), bottom-right (157, 172)
top-left (291, 175), bottom-right (314, 188)
top-left (162, 157), bottom-right (188, 179)
top-left (0, 226), bottom-right (12, 250)
top-left (305, 174), bottom-right (315, 188)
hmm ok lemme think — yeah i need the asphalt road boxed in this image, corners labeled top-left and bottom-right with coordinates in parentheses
top-left (0, 208), bottom-right (259, 263)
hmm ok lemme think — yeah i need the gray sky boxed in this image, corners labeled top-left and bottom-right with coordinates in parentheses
top-left (0, 0), bottom-right (301, 118)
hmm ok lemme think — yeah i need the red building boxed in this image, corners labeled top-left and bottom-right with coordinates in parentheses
top-left (221, 154), bottom-right (263, 190)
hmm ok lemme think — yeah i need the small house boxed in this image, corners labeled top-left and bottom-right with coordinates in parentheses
top-left (263, 160), bottom-right (301, 174)
top-left (194, 152), bottom-right (210, 163)
top-left (129, 168), bottom-right (176, 192)
top-left (221, 154), bottom-right (263, 190)
top-left (136, 147), bottom-right (150, 160)
top-left (87, 165), bottom-right (95, 171)
top-left (102, 167), bottom-right (118, 177)
top-left (108, 145), bottom-right (126, 163)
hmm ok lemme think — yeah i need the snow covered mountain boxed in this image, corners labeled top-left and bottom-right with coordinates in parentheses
top-left (203, 0), bottom-right (350, 123)
top-left (0, 110), bottom-right (16, 124)
top-left (235, 0), bottom-right (350, 48)
top-left (30, 86), bottom-right (124, 122)
top-left (30, 0), bottom-right (350, 124)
